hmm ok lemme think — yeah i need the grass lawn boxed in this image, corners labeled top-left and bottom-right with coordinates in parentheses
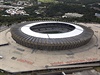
top-left (0, 72), bottom-right (5, 75)
top-left (94, 66), bottom-right (100, 72)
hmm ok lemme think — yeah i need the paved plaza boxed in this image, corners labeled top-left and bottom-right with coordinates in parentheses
top-left (0, 23), bottom-right (100, 73)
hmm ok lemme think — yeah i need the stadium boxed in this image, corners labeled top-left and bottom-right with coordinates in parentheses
top-left (0, 21), bottom-right (100, 75)
top-left (10, 21), bottom-right (94, 50)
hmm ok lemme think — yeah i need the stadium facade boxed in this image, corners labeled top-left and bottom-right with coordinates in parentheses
top-left (11, 21), bottom-right (94, 50)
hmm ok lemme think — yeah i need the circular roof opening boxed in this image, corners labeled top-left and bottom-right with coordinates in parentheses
top-left (30, 23), bottom-right (75, 34)
top-left (21, 21), bottom-right (84, 38)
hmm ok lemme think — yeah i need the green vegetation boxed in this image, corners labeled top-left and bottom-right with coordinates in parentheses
top-left (0, 0), bottom-right (99, 26)
top-left (0, 72), bottom-right (5, 75)
top-left (57, 0), bottom-right (100, 4)
top-left (24, 6), bottom-right (38, 16)
top-left (42, 31), bottom-right (62, 34)
top-left (94, 66), bottom-right (100, 72)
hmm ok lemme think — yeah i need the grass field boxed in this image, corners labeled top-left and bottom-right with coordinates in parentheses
top-left (0, 72), bottom-right (5, 75)
top-left (38, 0), bottom-right (55, 3)
top-left (94, 66), bottom-right (100, 72)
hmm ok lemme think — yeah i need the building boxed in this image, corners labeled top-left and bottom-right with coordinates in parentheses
top-left (62, 13), bottom-right (83, 18)
top-left (6, 8), bottom-right (28, 15)
top-left (11, 21), bottom-right (94, 51)
top-left (95, 13), bottom-right (100, 18)
top-left (1, 21), bottom-right (100, 75)
top-left (16, 1), bottom-right (30, 6)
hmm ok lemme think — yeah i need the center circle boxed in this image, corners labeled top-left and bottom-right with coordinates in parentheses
top-left (30, 23), bottom-right (75, 34)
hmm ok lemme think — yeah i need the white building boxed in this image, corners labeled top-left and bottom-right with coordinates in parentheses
top-left (6, 8), bottom-right (29, 15)
top-left (62, 13), bottom-right (83, 18)
top-left (95, 13), bottom-right (100, 18)
top-left (17, 1), bottom-right (27, 6)
top-left (16, 1), bottom-right (33, 6)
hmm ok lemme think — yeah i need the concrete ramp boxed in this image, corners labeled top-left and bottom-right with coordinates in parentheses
top-left (0, 29), bottom-right (9, 46)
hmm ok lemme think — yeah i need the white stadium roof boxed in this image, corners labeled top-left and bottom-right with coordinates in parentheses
top-left (21, 21), bottom-right (84, 38)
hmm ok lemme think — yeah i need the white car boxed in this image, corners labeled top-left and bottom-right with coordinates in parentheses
top-left (0, 56), bottom-right (3, 59)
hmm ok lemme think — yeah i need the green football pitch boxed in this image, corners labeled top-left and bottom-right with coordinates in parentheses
top-left (38, 0), bottom-right (55, 3)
